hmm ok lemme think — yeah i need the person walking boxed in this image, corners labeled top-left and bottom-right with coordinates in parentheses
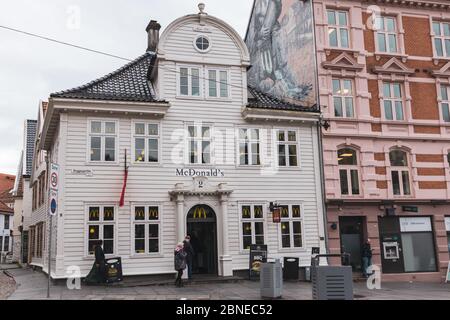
top-left (183, 235), bottom-right (195, 280)
top-left (174, 242), bottom-right (187, 287)
top-left (361, 239), bottom-right (373, 278)
top-left (84, 240), bottom-right (107, 285)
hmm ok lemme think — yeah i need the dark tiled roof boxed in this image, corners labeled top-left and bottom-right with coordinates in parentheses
top-left (247, 86), bottom-right (319, 113)
top-left (0, 200), bottom-right (13, 214)
top-left (24, 120), bottom-right (37, 176)
top-left (50, 52), bottom-right (163, 103)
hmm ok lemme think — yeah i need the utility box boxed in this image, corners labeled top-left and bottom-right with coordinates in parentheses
top-left (311, 255), bottom-right (353, 300)
top-left (260, 259), bottom-right (283, 298)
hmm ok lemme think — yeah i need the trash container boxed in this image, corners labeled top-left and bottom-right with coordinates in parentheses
top-left (283, 257), bottom-right (299, 280)
top-left (260, 259), bottom-right (283, 298)
top-left (311, 254), bottom-right (353, 300)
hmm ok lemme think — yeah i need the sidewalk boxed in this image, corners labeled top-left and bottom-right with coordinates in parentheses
top-left (6, 267), bottom-right (450, 300)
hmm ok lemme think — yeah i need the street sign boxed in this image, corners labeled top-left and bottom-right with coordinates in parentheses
top-left (402, 206), bottom-right (418, 213)
top-left (50, 163), bottom-right (59, 191)
top-left (49, 190), bottom-right (58, 216)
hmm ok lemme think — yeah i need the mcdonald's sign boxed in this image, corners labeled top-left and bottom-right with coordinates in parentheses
top-left (149, 207), bottom-right (159, 219)
top-left (193, 206), bottom-right (207, 219)
top-left (293, 206), bottom-right (300, 217)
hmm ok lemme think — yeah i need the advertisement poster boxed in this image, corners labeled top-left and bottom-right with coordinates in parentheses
top-left (249, 244), bottom-right (268, 279)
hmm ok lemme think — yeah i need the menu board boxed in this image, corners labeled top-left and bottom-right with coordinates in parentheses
top-left (249, 244), bottom-right (267, 280)
top-left (105, 257), bottom-right (123, 283)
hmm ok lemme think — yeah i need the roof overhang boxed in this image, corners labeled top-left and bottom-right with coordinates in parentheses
top-left (40, 98), bottom-right (171, 150)
top-left (242, 107), bottom-right (320, 123)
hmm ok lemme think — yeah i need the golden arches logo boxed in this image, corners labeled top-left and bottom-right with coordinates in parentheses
top-left (254, 206), bottom-right (262, 217)
top-left (193, 206), bottom-right (207, 219)
top-left (149, 207), bottom-right (159, 218)
top-left (293, 206), bottom-right (300, 216)
top-left (282, 207), bottom-right (289, 216)
top-left (242, 207), bottom-right (251, 218)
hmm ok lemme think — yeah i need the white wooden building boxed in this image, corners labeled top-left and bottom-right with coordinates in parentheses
top-left (37, 6), bottom-right (326, 278)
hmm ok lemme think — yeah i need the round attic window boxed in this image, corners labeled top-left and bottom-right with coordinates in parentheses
top-left (195, 36), bottom-right (210, 52)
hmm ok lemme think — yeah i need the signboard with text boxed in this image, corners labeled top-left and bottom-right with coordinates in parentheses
top-left (249, 244), bottom-right (267, 280)
top-left (399, 217), bottom-right (432, 232)
top-left (48, 163), bottom-right (59, 216)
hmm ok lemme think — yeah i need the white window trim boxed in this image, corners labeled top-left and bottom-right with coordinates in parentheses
top-left (176, 64), bottom-right (203, 99)
top-left (277, 203), bottom-right (305, 252)
top-left (381, 82), bottom-right (405, 121)
top-left (205, 68), bottom-right (231, 100)
top-left (431, 20), bottom-right (450, 58)
top-left (273, 128), bottom-right (300, 169)
top-left (326, 9), bottom-right (350, 49)
top-left (375, 15), bottom-right (399, 54)
top-left (131, 120), bottom-right (162, 165)
top-left (184, 122), bottom-right (214, 166)
top-left (130, 203), bottom-right (162, 257)
top-left (86, 118), bottom-right (119, 165)
top-left (438, 84), bottom-right (450, 123)
top-left (332, 78), bottom-right (355, 118)
top-left (193, 34), bottom-right (212, 53)
top-left (338, 166), bottom-right (361, 197)
top-left (238, 202), bottom-right (267, 253)
top-left (84, 204), bottom-right (117, 259)
top-left (389, 151), bottom-right (413, 197)
top-left (237, 127), bottom-right (264, 167)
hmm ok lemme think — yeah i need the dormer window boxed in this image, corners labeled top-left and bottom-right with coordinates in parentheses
top-left (194, 35), bottom-right (210, 52)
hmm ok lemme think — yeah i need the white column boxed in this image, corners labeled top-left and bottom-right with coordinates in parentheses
top-left (219, 188), bottom-right (233, 277)
top-left (176, 194), bottom-right (185, 244)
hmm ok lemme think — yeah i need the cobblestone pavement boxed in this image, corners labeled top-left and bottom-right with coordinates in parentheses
top-left (6, 267), bottom-right (450, 300)
top-left (0, 271), bottom-right (17, 300)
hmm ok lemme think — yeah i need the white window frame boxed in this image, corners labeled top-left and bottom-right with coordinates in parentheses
top-left (132, 120), bottom-right (161, 164)
top-left (432, 20), bottom-right (450, 58)
top-left (382, 82), bottom-right (404, 121)
top-left (131, 204), bottom-right (162, 256)
top-left (389, 150), bottom-right (412, 197)
top-left (239, 203), bottom-right (266, 252)
top-left (278, 203), bottom-right (305, 251)
top-left (439, 84), bottom-right (450, 122)
top-left (332, 78), bottom-right (355, 118)
top-left (177, 65), bottom-right (203, 98)
top-left (327, 9), bottom-right (350, 49)
top-left (185, 123), bottom-right (214, 165)
top-left (238, 128), bottom-right (262, 166)
top-left (206, 68), bottom-right (230, 99)
top-left (275, 129), bottom-right (300, 168)
top-left (87, 119), bottom-right (118, 164)
top-left (85, 204), bottom-right (117, 258)
top-left (338, 149), bottom-right (361, 196)
top-left (375, 16), bottom-right (399, 53)
top-left (193, 35), bottom-right (212, 53)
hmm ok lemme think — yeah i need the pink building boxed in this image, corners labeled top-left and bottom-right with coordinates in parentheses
top-left (315, 0), bottom-right (450, 281)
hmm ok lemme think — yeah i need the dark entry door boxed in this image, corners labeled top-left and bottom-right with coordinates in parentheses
top-left (187, 205), bottom-right (218, 275)
top-left (339, 216), bottom-right (365, 271)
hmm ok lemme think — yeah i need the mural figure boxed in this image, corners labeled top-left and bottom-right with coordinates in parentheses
top-left (246, 0), bottom-right (316, 105)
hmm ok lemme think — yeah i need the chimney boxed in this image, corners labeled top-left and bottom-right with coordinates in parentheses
top-left (146, 20), bottom-right (161, 52)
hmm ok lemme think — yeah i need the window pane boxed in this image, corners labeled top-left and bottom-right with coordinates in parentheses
top-left (340, 29), bottom-right (349, 48)
top-left (91, 121), bottom-right (101, 133)
top-left (327, 10), bottom-right (336, 25)
top-left (391, 171), bottom-right (400, 195)
top-left (442, 103), bottom-right (450, 122)
top-left (191, 68), bottom-right (200, 96)
top-left (384, 101), bottom-right (393, 120)
top-left (340, 169), bottom-right (349, 195)
top-left (395, 101), bottom-right (404, 120)
top-left (135, 123), bottom-right (145, 135)
top-left (278, 131), bottom-right (285, 142)
top-left (435, 39), bottom-right (444, 57)
top-left (239, 128), bottom-right (247, 140)
top-left (190, 140), bottom-right (197, 164)
top-left (332, 79), bottom-right (341, 94)
top-left (148, 139), bottom-right (158, 162)
top-left (220, 71), bottom-right (228, 97)
top-left (250, 129), bottom-right (259, 140)
top-left (255, 222), bottom-right (264, 236)
top-left (278, 144), bottom-right (286, 166)
top-left (345, 97), bottom-right (354, 117)
top-left (89, 207), bottom-right (100, 221)
top-left (242, 206), bottom-right (251, 219)
top-left (103, 225), bottom-right (114, 239)
top-left (148, 124), bottom-right (158, 136)
top-left (105, 122), bottom-right (115, 134)
top-left (338, 148), bottom-right (357, 165)
top-left (148, 224), bottom-right (158, 238)
top-left (103, 240), bottom-right (113, 254)
top-left (402, 171), bottom-right (411, 195)
top-left (188, 126), bottom-right (196, 137)
top-left (88, 225), bottom-right (99, 240)
top-left (293, 221), bottom-right (302, 234)
top-left (338, 12), bottom-right (347, 26)
top-left (281, 222), bottom-right (290, 235)
top-left (386, 18), bottom-right (395, 31)
top-left (135, 224), bottom-right (145, 239)
top-left (433, 22), bottom-right (441, 36)
top-left (243, 222), bottom-right (252, 235)
top-left (334, 97), bottom-right (343, 117)
top-left (251, 143), bottom-right (260, 165)
top-left (292, 205), bottom-right (301, 218)
top-left (239, 142), bottom-right (248, 165)
top-left (209, 70), bottom-right (217, 97)
top-left (444, 23), bottom-right (450, 36)
top-left (103, 207), bottom-right (114, 221)
top-left (288, 145), bottom-right (297, 166)
top-left (293, 234), bottom-right (302, 247)
top-left (135, 239), bottom-right (145, 253)
top-left (90, 137), bottom-right (101, 161)
top-left (288, 131), bottom-right (296, 141)
top-left (389, 150), bottom-right (407, 166)
top-left (254, 205), bottom-right (263, 219)
top-left (441, 85), bottom-right (448, 100)
top-left (350, 169), bottom-right (360, 195)
top-left (392, 83), bottom-right (401, 98)
top-left (104, 137), bottom-right (115, 161)
top-left (243, 235), bottom-right (252, 250)
top-left (329, 28), bottom-right (338, 47)
top-left (135, 207), bottom-right (145, 220)
top-left (402, 232), bottom-right (436, 272)
top-left (135, 138), bottom-right (145, 162)
top-left (180, 68), bottom-right (188, 95)
top-left (202, 141), bottom-right (210, 164)
top-left (377, 33), bottom-right (386, 52)
top-left (445, 39), bottom-right (450, 57)
top-left (149, 206), bottom-right (159, 220)
top-left (149, 239), bottom-right (159, 253)
top-left (383, 83), bottom-right (391, 97)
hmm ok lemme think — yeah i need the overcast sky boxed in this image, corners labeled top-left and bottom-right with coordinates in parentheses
top-left (0, 0), bottom-right (254, 175)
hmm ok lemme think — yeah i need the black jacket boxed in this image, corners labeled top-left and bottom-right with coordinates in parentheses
top-left (183, 240), bottom-right (195, 261)
top-left (362, 243), bottom-right (372, 258)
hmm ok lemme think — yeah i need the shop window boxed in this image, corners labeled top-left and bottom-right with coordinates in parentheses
top-left (87, 206), bottom-right (115, 255)
top-left (89, 120), bottom-right (117, 162)
top-left (327, 9), bottom-right (350, 48)
top-left (389, 150), bottom-right (411, 196)
top-left (240, 204), bottom-right (265, 250)
top-left (276, 129), bottom-right (298, 167)
top-left (187, 124), bottom-right (212, 164)
top-left (133, 205), bottom-right (160, 254)
top-left (338, 148), bottom-right (360, 195)
top-left (239, 128), bottom-right (260, 165)
top-left (332, 79), bottom-right (354, 118)
top-left (134, 122), bottom-right (159, 163)
top-left (279, 204), bottom-right (303, 249)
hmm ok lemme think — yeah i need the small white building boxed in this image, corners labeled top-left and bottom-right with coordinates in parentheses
top-left (37, 6), bottom-right (326, 279)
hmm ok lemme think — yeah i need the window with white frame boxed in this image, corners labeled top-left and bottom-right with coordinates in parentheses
top-left (389, 150), bottom-right (411, 196)
top-left (432, 21), bottom-right (450, 58)
top-left (241, 204), bottom-right (265, 250)
top-left (239, 128), bottom-right (260, 165)
top-left (87, 205), bottom-right (115, 255)
top-left (327, 9), bottom-right (350, 48)
top-left (208, 70), bottom-right (229, 98)
top-left (332, 79), bottom-right (354, 118)
top-left (133, 205), bottom-right (160, 254)
top-left (134, 122), bottom-right (159, 163)
top-left (89, 120), bottom-right (116, 162)
top-left (276, 130), bottom-right (298, 167)
top-left (439, 85), bottom-right (450, 122)
top-left (187, 124), bottom-right (212, 164)
top-left (279, 204), bottom-right (303, 249)
top-left (375, 16), bottom-right (398, 53)
top-left (4, 215), bottom-right (10, 230)
top-left (383, 82), bottom-right (404, 121)
top-left (338, 148), bottom-right (360, 195)
top-left (179, 67), bottom-right (200, 97)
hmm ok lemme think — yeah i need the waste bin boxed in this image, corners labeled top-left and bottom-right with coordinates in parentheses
top-left (311, 254), bottom-right (353, 300)
top-left (283, 257), bottom-right (299, 280)
top-left (260, 259), bottom-right (283, 298)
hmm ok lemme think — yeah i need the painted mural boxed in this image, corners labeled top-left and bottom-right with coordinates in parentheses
top-left (245, 0), bottom-right (316, 106)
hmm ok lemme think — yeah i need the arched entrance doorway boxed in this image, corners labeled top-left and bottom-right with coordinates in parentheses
top-left (186, 204), bottom-right (218, 275)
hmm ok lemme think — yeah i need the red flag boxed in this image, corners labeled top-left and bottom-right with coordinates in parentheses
top-left (119, 150), bottom-right (128, 207)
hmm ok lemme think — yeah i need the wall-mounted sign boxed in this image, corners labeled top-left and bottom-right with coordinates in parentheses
top-left (272, 208), bottom-right (281, 223)
top-left (50, 163), bottom-right (59, 191)
top-left (249, 244), bottom-right (267, 280)
top-left (400, 217), bottom-right (432, 232)
top-left (70, 169), bottom-right (93, 177)
top-left (176, 168), bottom-right (224, 177)
top-left (445, 217), bottom-right (450, 232)
top-left (48, 163), bottom-right (59, 217)
top-left (49, 190), bottom-right (58, 216)
top-left (402, 206), bottom-right (418, 213)
top-left (383, 242), bottom-right (400, 260)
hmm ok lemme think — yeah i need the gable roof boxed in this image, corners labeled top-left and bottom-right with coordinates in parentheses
top-left (50, 52), bottom-right (163, 103)
top-left (0, 200), bottom-right (13, 214)
top-left (247, 86), bottom-right (319, 113)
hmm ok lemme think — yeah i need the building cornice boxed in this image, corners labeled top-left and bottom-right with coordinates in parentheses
top-left (359, 0), bottom-right (450, 11)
